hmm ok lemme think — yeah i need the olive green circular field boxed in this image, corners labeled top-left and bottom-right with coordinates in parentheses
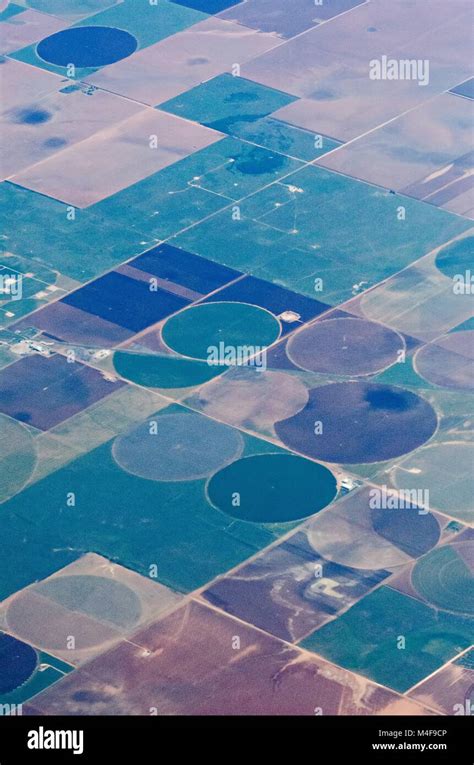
top-left (0, 414), bottom-right (37, 503)
top-left (113, 350), bottom-right (223, 389)
top-left (36, 575), bottom-right (142, 628)
top-left (391, 442), bottom-right (473, 522)
top-left (161, 302), bottom-right (281, 361)
top-left (6, 575), bottom-right (143, 650)
top-left (207, 453), bottom-right (337, 523)
top-left (411, 543), bottom-right (474, 616)
top-left (113, 412), bottom-right (244, 482)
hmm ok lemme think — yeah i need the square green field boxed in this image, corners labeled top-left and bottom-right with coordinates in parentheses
top-left (174, 164), bottom-right (471, 305)
top-left (300, 586), bottom-right (473, 692)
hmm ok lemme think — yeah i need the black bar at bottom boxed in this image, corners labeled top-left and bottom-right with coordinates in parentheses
top-left (0, 715), bottom-right (471, 763)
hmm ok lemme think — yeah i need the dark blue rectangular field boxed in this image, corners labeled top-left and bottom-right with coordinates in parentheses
top-left (131, 244), bottom-right (242, 297)
top-left (170, 0), bottom-right (243, 12)
top-left (0, 354), bottom-right (124, 431)
top-left (204, 274), bottom-right (329, 333)
top-left (62, 270), bottom-right (190, 332)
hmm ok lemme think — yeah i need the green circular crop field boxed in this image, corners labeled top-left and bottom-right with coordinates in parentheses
top-left (113, 350), bottom-right (223, 389)
top-left (0, 414), bottom-right (37, 503)
top-left (161, 302), bottom-right (281, 361)
top-left (113, 411), bottom-right (244, 482)
top-left (411, 543), bottom-right (474, 615)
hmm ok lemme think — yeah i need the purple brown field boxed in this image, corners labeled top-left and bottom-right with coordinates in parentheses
top-left (23, 601), bottom-right (433, 716)
top-left (408, 649), bottom-right (474, 716)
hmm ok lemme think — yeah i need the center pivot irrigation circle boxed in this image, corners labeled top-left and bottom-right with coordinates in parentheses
top-left (113, 411), bottom-right (244, 482)
top-left (411, 542), bottom-right (474, 616)
top-left (36, 575), bottom-right (142, 628)
top-left (37, 26), bottom-right (138, 68)
top-left (414, 331), bottom-right (474, 391)
top-left (286, 317), bottom-right (404, 376)
top-left (206, 453), bottom-right (337, 523)
top-left (5, 576), bottom-right (143, 650)
top-left (305, 487), bottom-right (440, 570)
top-left (161, 302), bottom-right (281, 362)
top-left (275, 381), bottom-right (438, 464)
top-left (391, 442), bottom-right (474, 522)
top-left (0, 414), bottom-right (37, 503)
top-left (0, 633), bottom-right (38, 694)
top-left (113, 350), bottom-right (223, 389)
top-left (196, 368), bottom-right (309, 429)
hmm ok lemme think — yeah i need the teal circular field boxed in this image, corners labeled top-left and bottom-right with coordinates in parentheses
top-left (37, 26), bottom-right (137, 68)
top-left (207, 453), bottom-right (337, 523)
top-left (113, 411), bottom-right (244, 482)
top-left (0, 414), bottom-right (37, 503)
top-left (435, 236), bottom-right (473, 279)
top-left (113, 350), bottom-right (223, 389)
top-left (411, 543), bottom-right (474, 615)
top-left (161, 302), bottom-right (281, 362)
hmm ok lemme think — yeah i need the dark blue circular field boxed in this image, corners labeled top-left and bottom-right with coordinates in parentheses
top-left (0, 633), bottom-right (38, 694)
top-left (370, 504), bottom-right (440, 559)
top-left (36, 26), bottom-right (138, 68)
top-left (275, 382), bottom-right (438, 464)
